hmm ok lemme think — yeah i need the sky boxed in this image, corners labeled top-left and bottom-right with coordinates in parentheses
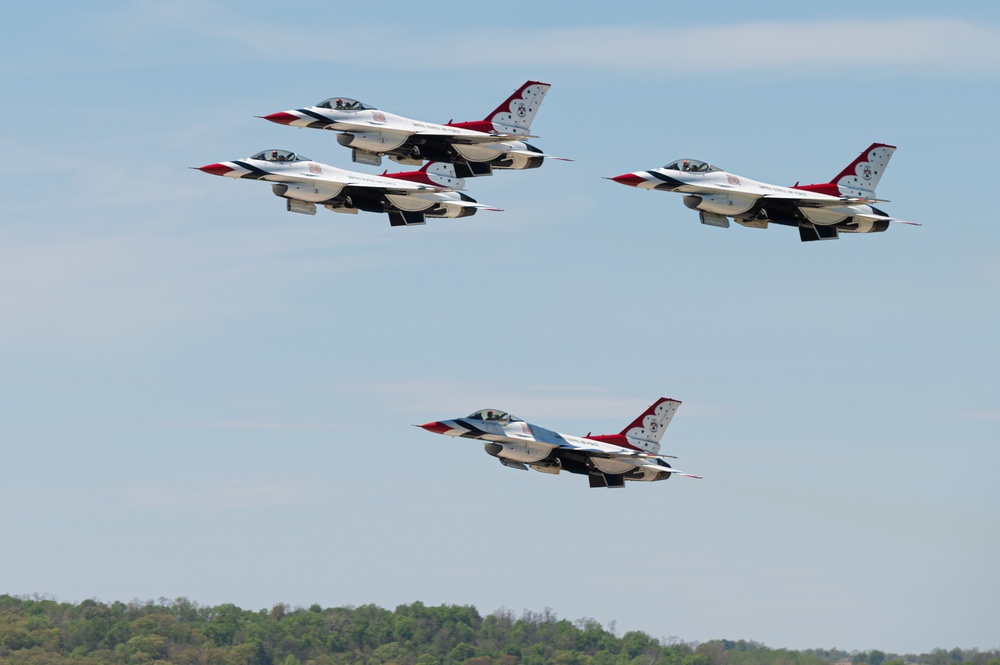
top-left (1, 0), bottom-right (998, 655)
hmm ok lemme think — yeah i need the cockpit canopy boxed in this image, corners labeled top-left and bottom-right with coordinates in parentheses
top-left (466, 408), bottom-right (523, 423)
top-left (316, 97), bottom-right (375, 111)
top-left (664, 159), bottom-right (721, 173)
top-left (251, 149), bottom-right (309, 163)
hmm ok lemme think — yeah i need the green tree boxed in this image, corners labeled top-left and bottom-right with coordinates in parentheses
top-left (123, 634), bottom-right (168, 664)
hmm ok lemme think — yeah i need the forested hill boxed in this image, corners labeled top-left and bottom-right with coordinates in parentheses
top-left (0, 595), bottom-right (995, 665)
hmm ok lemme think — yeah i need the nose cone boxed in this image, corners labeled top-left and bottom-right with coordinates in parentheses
top-left (261, 111), bottom-right (298, 126)
top-left (609, 172), bottom-right (646, 187)
top-left (196, 162), bottom-right (233, 176)
top-left (418, 421), bottom-right (453, 435)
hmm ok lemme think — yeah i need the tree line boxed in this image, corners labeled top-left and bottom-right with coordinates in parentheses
top-left (0, 595), bottom-right (996, 665)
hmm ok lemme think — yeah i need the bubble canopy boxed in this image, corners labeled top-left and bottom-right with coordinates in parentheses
top-left (466, 409), bottom-right (523, 423)
top-left (315, 97), bottom-right (375, 111)
top-left (663, 159), bottom-right (721, 173)
top-left (250, 149), bottom-right (309, 162)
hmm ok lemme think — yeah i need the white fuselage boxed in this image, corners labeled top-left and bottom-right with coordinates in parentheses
top-left (218, 157), bottom-right (465, 211)
top-left (436, 417), bottom-right (640, 465)
top-left (642, 169), bottom-right (879, 225)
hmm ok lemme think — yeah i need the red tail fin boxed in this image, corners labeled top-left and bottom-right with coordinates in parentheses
top-left (796, 143), bottom-right (897, 198)
top-left (383, 162), bottom-right (465, 189)
top-left (588, 397), bottom-right (681, 454)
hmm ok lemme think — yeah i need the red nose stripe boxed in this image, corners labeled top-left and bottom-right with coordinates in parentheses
top-left (610, 173), bottom-right (646, 187)
top-left (419, 421), bottom-right (453, 434)
top-left (197, 163), bottom-right (233, 176)
top-left (261, 112), bottom-right (298, 125)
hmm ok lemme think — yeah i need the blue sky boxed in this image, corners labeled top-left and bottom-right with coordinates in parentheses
top-left (1, 0), bottom-right (998, 654)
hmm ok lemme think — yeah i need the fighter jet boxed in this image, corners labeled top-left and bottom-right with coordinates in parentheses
top-left (610, 143), bottom-right (917, 242)
top-left (260, 81), bottom-right (567, 178)
top-left (195, 149), bottom-right (501, 226)
top-left (418, 397), bottom-right (700, 489)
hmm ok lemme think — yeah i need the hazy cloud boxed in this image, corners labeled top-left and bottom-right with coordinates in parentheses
top-left (105, 6), bottom-right (1000, 76)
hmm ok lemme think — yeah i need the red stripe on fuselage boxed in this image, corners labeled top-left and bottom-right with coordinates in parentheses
top-left (793, 182), bottom-right (840, 196)
top-left (384, 170), bottom-right (434, 186)
top-left (447, 120), bottom-right (495, 133)
top-left (587, 434), bottom-right (643, 451)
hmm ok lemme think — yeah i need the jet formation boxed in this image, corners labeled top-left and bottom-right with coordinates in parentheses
top-left (419, 398), bottom-right (701, 489)
top-left (197, 81), bottom-right (561, 225)
top-left (193, 85), bottom-right (921, 492)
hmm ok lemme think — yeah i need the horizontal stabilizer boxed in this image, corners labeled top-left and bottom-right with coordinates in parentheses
top-left (636, 459), bottom-right (703, 479)
top-left (785, 195), bottom-right (887, 207)
top-left (506, 149), bottom-right (573, 162)
top-left (449, 200), bottom-right (504, 212)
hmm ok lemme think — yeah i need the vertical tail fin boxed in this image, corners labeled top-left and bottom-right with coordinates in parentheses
top-left (621, 398), bottom-right (681, 453)
top-left (484, 80), bottom-right (551, 136)
top-left (383, 161), bottom-right (466, 189)
top-left (829, 143), bottom-right (896, 198)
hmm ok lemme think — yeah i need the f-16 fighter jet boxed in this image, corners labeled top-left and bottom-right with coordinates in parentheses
top-left (418, 397), bottom-right (701, 489)
top-left (610, 143), bottom-right (917, 242)
top-left (261, 81), bottom-right (567, 178)
top-left (195, 149), bottom-right (500, 226)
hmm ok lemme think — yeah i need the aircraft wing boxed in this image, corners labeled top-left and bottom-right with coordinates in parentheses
top-left (549, 439), bottom-right (702, 478)
top-left (761, 193), bottom-right (921, 224)
top-left (278, 170), bottom-right (445, 194)
top-left (764, 193), bottom-right (887, 206)
top-left (413, 130), bottom-right (538, 143)
top-left (681, 183), bottom-right (884, 207)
